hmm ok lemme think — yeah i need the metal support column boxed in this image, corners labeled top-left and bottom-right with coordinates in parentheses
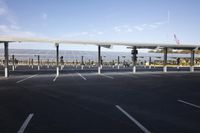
top-left (112, 60), bottom-right (115, 68)
top-left (100, 56), bottom-right (103, 69)
top-left (81, 56), bottom-right (84, 70)
top-left (163, 48), bottom-right (168, 72)
top-left (28, 58), bottom-right (30, 67)
top-left (149, 57), bottom-right (152, 69)
top-left (75, 60), bottom-right (78, 68)
top-left (37, 55), bottom-right (40, 70)
top-left (98, 45), bottom-right (101, 74)
top-left (89, 59), bottom-right (91, 68)
top-left (31, 59), bottom-right (33, 68)
top-left (117, 56), bottom-right (120, 69)
top-left (177, 58), bottom-right (180, 69)
top-left (12, 55), bottom-right (15, 71)
top-left (56, 43), bottom-right (59, 76)
top-left (132, 46), bottom-right (138, 73)
top-left (4, 42), bottom-right (9, 77)
top-left (190, 50), bottom-right (195, 72)
top-left (47, 59), bottom-right (50, 68)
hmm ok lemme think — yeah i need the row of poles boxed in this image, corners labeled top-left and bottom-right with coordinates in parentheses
top-left (2, 42), bottom-right (196, 78)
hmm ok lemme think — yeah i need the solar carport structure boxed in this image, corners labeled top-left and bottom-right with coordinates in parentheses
top-left (0, 36), bottom-right (200, 78)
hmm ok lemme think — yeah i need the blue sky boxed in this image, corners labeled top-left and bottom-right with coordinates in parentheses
top-left (0, 0), bottom-right (200, 51)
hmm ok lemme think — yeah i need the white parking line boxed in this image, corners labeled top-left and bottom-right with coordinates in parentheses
top-left (116, 105), bottom-right (151, 133)
top-left (16, 74), bottom-right (38, 83)
top-left (100, 74), bottom-right (114, 79)
top-left (53, 75), bottom-right (58, 82)
top-left (17, 113), bottom-right (34, 133)
top-left (178, 99), bottom-right (200, 109)
top-left (77, 73), bottom-right (87, 80)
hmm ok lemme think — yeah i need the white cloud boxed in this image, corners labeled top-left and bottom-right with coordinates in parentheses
top-left (0, 24), bottom-right (39, 38)
top-left (133, 26), bottom-right (144, 31)
top-left (97, 31), bottom-right (103, 35)
top-left (114, 25), bottom-right (144, 33)
top-left (114, 26), bottom-right (121, 32)
top-left (154, 22), bottom-right (166, 25)
top-left (127, 28), bottom-right (133, 32)
top-left (0, 1), bottom-right (39, 38)
top-left (61, 31), bottom-right (104, 38)
top-left (142, 24), bottom-right (147, 27)
top-left (81, 32), bottom-right (88, 35)
top-left (149, 24), bottom-right (158, 29)
top-left (113, 19), bottom-right (168, 33)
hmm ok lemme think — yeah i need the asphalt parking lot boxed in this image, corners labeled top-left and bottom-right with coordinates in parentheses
top-left (0, 66), bottom-right (200, 133)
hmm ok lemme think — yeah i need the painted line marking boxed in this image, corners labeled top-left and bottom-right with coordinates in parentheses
top-left (77, 73), bottom-right (87, 80)
top-left (17, 113), bottom-right (34, 133)
top-left (100, 74), bottom-right (114, 79)
top-left (53, 75), bottom-right (58, 82)
top-left (178, 99), bottom-right (200, 109)
top-left (115, 105), bottom-right (151, 133)
top-left (16, 74), bottom-right (38, 83)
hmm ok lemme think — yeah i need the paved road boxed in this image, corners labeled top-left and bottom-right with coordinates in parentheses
top-left (0, 68), bottom-right (200, 133)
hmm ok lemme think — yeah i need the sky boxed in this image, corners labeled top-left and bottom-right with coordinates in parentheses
top-left (0, 0), bottom-right (200, 52)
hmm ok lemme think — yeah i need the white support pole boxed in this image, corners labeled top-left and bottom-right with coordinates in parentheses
top-left (163, 48), bottom-right (168, 72)
top-left (47, 59), bottom-right (50, 69)
top-left (98, 45), bottom-right (101, 74)
top-left (132, 46), bottom-right (137, 74)
top-left (12, 55), bottom-right (15, 71)
top-left (56, 66), bottom-right (59, 76)
top-left (149, 57), bottom-right (152, 69)
top-left (190, 66), bottom-right (194, 72)
top-left (98, 66), bottom-right (101, 74)
top-left (4, 42), bottom-right (9, 78)
top-left (117, 56), bottom-right (120, 69)
top-left (88, 59), bottom-right (91, 68)
top-left (163, 66), bottom-right (167, 73)
top-left (133, 66), bottom-right (136, 73)
top-left (81, 56), bottom-right (84, 70)
top-left (190, 50), bottom-right (195, 72)
top-left (56, 43), bottom-right (59, 76)
top-left (37, 55), bottom-right (40, 71)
